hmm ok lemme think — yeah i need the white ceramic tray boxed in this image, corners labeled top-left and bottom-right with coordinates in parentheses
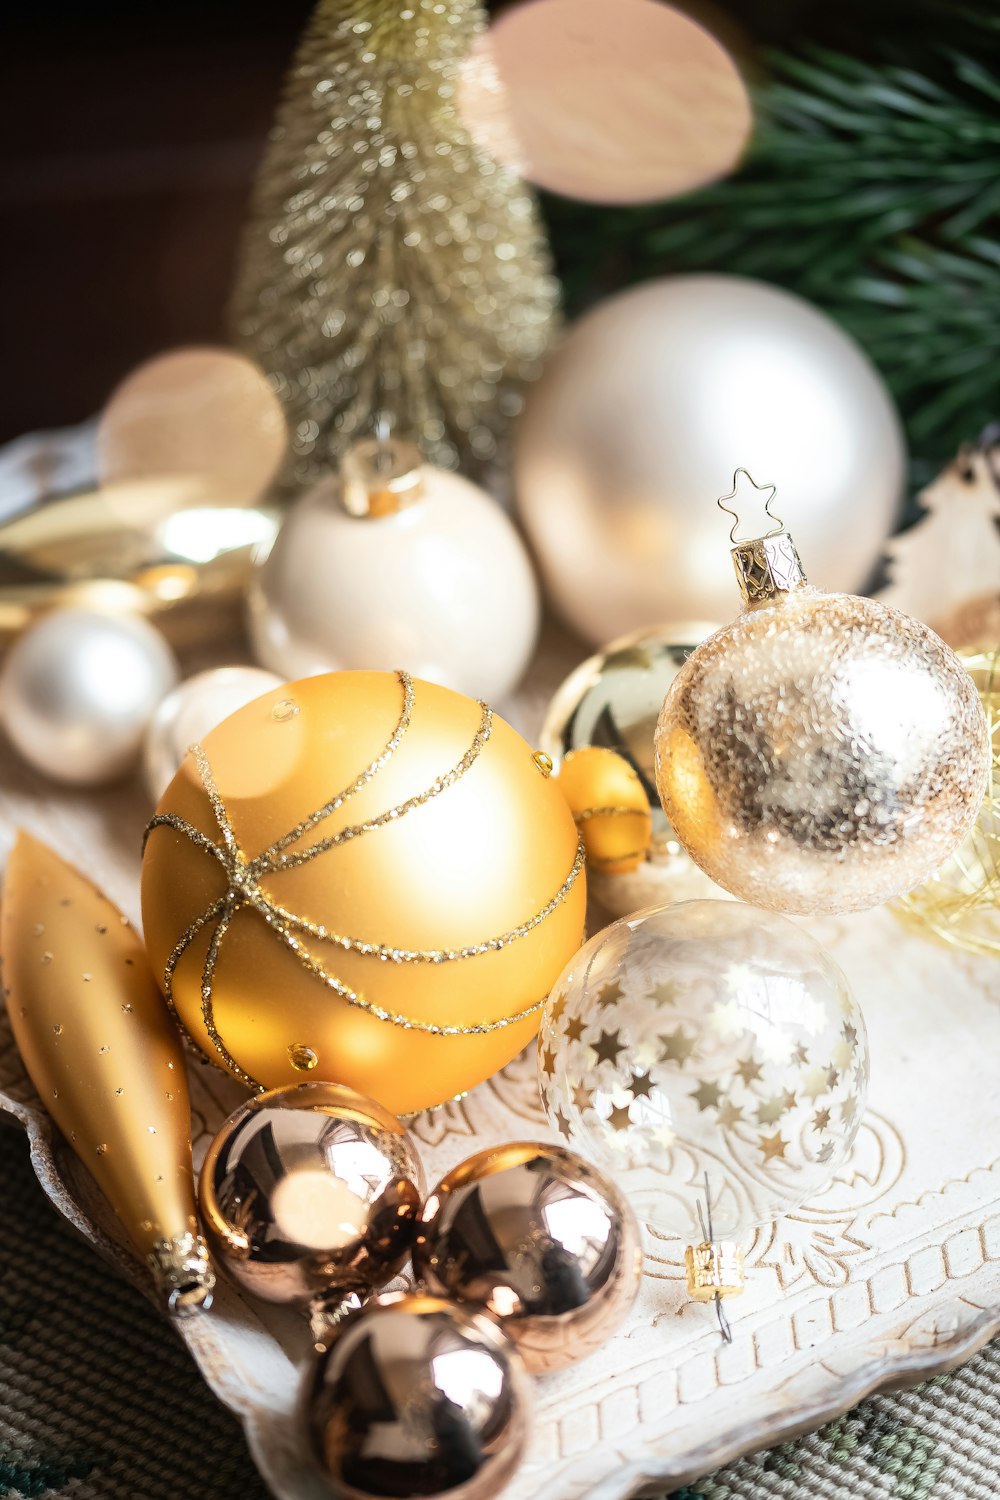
top-left (2, 640), bottom-right (999, 1499)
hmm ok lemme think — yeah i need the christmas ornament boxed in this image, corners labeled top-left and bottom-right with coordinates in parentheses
top-left (302, 1291), bottom-right (530, 1500)
top-left (414, 1142), bottom-right (641, 1373)
top-left (141, 670), bottom-right (585, 1115)
top-left (515, 275), bottom-right (905, 645)
top-left (1, 832), bottom-right (214, 1314)
top-left (895, 648), bottom-right (1000, 958)
top-left (144, 666), bottom-right (284, 803)
top-left (199, 1082), bottom-right (423, 1317)
top-left (460, 0), bottom-right (750, 205)
top-left (879, 439), bottom-right (1000, 649)
top-left (538, 900), bottom-right (869, 1337)
top-left (654, 472), bottom-right (990, 916)
top-left (540, 621), bottom-right (718, 912)
top-left (248, 437), bottom-right (539, 701)
top-left (554, 747), bottom-right (652, 877)
top-left (97, 347), bottom-right (288, 504)
top-left (1, 606), bottom-right (178, 785)
top-left (230, 0), bottom-right (557, 486)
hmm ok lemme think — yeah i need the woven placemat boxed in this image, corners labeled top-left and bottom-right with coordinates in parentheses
top-left (1, 1128), bottom-right (997, 1500)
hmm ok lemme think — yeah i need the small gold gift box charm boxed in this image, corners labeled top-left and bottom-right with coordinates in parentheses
top-left (685, 1240), bottom-right (745, 1339)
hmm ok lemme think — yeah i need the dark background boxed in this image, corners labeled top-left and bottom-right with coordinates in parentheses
top-left (0, 0), bottom-right (972, 449)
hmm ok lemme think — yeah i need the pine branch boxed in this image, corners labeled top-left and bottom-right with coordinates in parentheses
top-left (543, 35), bottom-right (1000, 492)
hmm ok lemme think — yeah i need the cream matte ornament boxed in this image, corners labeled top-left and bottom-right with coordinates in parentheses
top-left (248, 438), bottom-right (540, 701)
top-left (1, 606), bottom-right (178, 785)
top-left (654, 473), bottom-right (991, 916)
top-left (516, 275), bottom-right (906, 645)
top-left (143, 666), bottom-right (284, 803)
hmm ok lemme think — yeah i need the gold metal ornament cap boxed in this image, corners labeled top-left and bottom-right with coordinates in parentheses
top-left (147, 1231), bottom-right (216, 1316)
top-left (340, 436), bottom-right (425, 518)
top-left (718, 469), bottom-right (808, 608)
top-left (685, 1240), bottom-right (745, 1303)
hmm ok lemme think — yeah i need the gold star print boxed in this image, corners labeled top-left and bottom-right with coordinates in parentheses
top-left (691, 1079), bottom-right (723, 1112)
top-left (593, 1029), bottom-right (626, 1066)
top-left (565, 1015), bottom-right (586, 1044)
top-left (571, 1082), bottom-right (590, 1113)
top-left (608, 1102), bottom-right (633, 1132)
top-left (540, 1044), bottom-right (557, 1078)
top-left (736, 1056), bottom-right (763, 1086)
top-left (833, 1038), bottom-right (855, 1072)
top-left (801, 1065), bottom-right (830, 1101)
top-left (781, 1089), bottom-right (797, 1113)
top-left (549, 991), bottom-right (567, 1024)
top-left (813, 1107), bottom-right (832, 1131)
top-left (718, 1100), bottom-right (743, 1129)
top-left (629, 1070), bottom-right (656, 1100)
top-left (649, 979), bottom-right (681, 1006)
top-left (652, 1122), bottom-right (676, 1148)
top-left (816, 1140), bottom-right (835, 1163)
top-left (839, 1095), bottom-right (857, 1124)
top-left (826, 1065), bottom-right (840, 1089)
top-left (553, 1108), bottom-right (572, 1138)
top-left (756, 1094), bottom-right (788, 1126)
top-left (759, 1131), bottom-right (788, 1162)
top-left (659, 1026), bottom-right (697, 1066)
top-left (842, 1021), bottom-right (858, 1045)
top-left (792, 1042), bottom-right (809, 1065)
top-left (708, 998), bottom-right (744, 1040)
top-left (596, 980), bottom-right (624, 1010)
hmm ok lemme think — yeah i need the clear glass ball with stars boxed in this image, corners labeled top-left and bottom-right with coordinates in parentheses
top-left (538, 900), bottom-right (869, 1246)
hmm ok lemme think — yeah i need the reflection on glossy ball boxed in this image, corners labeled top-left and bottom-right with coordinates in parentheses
top-left (414, 1142), bottom-right (641, 1373)
top-left (198, 1082), bottom-right (424, 1306)
top-left (539, 901), bottom-right (869, 1245)
top-left (303, 1292), bottom-right (530, 1500)
top-left (655, 593), bottom-right (990, 915)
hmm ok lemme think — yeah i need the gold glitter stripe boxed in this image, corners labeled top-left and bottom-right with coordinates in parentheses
top-left (199, 900), bottom-right (259, 1089)
top-left (160, 897), bottom-right (227, 1048)
top-left (573, 805), bottom-right (647, 823)
top-left (261, 699), bottom-right (493, 872)
top-left (252, 839), bottom-right (586, 962)
top-left (142, 813), bottom-right (228, 863)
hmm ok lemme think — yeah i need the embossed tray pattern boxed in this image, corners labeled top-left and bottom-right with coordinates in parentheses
top-left (2, 641), bottom-right (999, 1499)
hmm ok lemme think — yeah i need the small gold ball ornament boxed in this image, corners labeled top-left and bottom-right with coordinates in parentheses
top-left (654, 473), bottom-right (991, 916)
top-left (141, 670), bottom-right (586, 1114)
top-left (539, 621), bottom-right (719, 911)
top-left (199, 1082), bottom-right (423, 1308)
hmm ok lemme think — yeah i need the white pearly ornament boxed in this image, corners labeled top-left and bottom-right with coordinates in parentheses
top-left (1, 607), bottom-right (178, 786)
top-left (142, 665), bottom-right (284, 803)
top-left (248, 438), bottom-right (540, 702)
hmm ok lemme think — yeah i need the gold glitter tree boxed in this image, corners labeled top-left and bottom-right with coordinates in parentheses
top-left (230, 0), bottom-right (558, 485)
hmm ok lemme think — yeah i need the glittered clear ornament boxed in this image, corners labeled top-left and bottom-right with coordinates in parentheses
top-left (539, 901), bottom-right (869, 1269)
top-left (654, 472), bottom-right (990, 916)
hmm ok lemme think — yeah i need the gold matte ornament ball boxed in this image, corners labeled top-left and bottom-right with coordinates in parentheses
top-left (141, 670), bottom-right (586, 1115)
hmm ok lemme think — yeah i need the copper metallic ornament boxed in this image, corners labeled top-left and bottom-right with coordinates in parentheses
top-left (198, 1082), bottom-right (424, 1312)
top-left (413, 1142), bottom-right (641, 1373)
top-left (302, 1291), bottom-right (530, 1500)
top-left (1, 832), bottom-right (214, 1314)
top-left (141, 670), bottom-right (585, 1115)
top-left (654, 472), bottom-right (991, 916)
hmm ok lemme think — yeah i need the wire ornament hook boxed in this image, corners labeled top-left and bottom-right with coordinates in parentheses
top-left (698, 1172), bottom-right (733, 1344)
top-left (717, 469), bottom-right (783, 545)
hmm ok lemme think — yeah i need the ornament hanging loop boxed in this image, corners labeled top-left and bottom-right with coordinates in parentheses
top-left (717, 468), bottom-right (783, 544)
